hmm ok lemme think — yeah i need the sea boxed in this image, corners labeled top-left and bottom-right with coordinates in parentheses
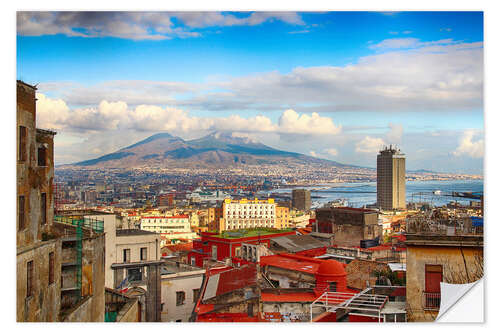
top-left (259, 180), bottom-right (484, 209)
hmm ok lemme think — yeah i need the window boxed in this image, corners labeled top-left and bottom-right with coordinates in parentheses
top-left (193, 288), bottom-right (200, 303)
top-left (128, 268), bottom-right (142, 282)
top-left (18, 195), bottom-right (25, 230)
top-left (27, 261), bottom-right (33, 297)
top-left (41, 193), bottom-right (47, 225)
top-left (123, 249), bottom-right (130, 263)
top-left (38, 147), bottom-right (47, 167)
top-left (140, 247), bottom-right (147, 261)
top-left (329, 282), bottom-right (337, 292)
top-left (49, 252), bottom-right (54, 285)
top-left (176, 291), bottom-right (185, 306)
top-left (19, 126), bottom-right (27, 162)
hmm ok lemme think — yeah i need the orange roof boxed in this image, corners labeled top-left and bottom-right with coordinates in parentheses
top-left (317, 260), bottom-right (347, 277)
top-left (297, 227), bottom-right (312, 235)
top-left (163, 242), bottom-right (193, 253)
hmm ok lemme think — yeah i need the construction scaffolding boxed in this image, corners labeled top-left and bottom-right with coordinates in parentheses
top-left (55, 215), bottom-right (104, 300)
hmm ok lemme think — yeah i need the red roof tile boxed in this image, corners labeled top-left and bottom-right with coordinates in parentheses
top-left (261, 292), bottom-right (318, 302)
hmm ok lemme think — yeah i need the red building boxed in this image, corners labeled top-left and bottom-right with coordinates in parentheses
top-left (259, 253), bottom-right (348, 296)
top-left (157, 193), bottom-right (174, 207)
top-left (188, 230), bottom-right (295, 267)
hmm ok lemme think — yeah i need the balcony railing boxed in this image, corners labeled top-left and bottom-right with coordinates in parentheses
top-left (54, 215), bottom-right (104, 233)
top-left (423, 292), bottom-right (441, 310)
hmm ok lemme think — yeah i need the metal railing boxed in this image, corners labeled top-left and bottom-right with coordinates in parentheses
top-left (54, 215), bottom-right (104, 233)
top-left (423, 292), bottom-right (441, 310)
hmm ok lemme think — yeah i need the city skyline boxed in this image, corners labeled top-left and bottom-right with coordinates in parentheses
top-left (16, 11), bottom-right (484, 174)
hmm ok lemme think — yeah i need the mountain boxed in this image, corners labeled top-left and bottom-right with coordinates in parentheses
top-left (72, 131), bottom-right (350, 169)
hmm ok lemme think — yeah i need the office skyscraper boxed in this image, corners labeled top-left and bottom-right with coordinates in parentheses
top-left (377, 145), bottom-right (406, 210)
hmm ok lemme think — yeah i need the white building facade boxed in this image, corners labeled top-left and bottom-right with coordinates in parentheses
top-left (160, 261), bottom-right (205, 322)
top-left (223, 198), bottom-right (276, 230)
top-left (140, 215), bottom-right (197, 246)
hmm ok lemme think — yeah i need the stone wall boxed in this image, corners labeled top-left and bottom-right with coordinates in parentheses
top-left (345, 259), bottom-right (389, 290)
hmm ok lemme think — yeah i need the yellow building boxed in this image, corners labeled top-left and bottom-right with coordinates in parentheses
top-left (405, 233), bottom-right (483, 322)
top-left (275, 206), bottom-right (290, 229)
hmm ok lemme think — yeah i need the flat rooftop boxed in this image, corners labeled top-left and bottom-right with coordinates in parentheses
top-left (211, 228), bottom-right (294, 239)
top-left (116, 229), bottom-right (158, 237)
top-left (405, 233), bottom-right (483, 247)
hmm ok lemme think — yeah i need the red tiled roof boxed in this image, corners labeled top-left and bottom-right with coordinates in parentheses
top-left (215, 264), bottom-right (257, 296)
top-left (196, 313), bottom-right (260, 322)
top-left (260, 254), bottom-right (321, 275)
top-left (261, 292), bottom-right (318, 302)
top-left (163, 242), bottom-right (193, 253)
top-left (142, 215), bottom-right (189, 219)
top-left (297, 227), bottom-right (312, 235)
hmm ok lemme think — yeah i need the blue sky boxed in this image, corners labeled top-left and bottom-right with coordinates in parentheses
top-left (16, 11), bottom-right (484, 173)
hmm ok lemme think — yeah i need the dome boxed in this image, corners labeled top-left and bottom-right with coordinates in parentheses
top-left (317, 259), bottom-right (346, 277)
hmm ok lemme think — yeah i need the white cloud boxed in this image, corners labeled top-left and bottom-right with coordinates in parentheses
top-left (325, 148), bottom-right (338, 156)
top-left (309, 150), bottom-right (318, 157)
top-left (36, 94), bottom-right (342, 138)
top-left (38, 38), bottom-right (483, 113)
top-left (17, 12), bottom-right (304, 40)
top-left (369, 37), bottom-right (458, 50)
top-left (174, 12), bottom-right (304, 28)
top-left (356, 136), bottom-right (386, 154)
top-left (278, 109), bottom-right (342, 135)
top-left (452, 130), bottom-right (484, 158)
top-left (386, 123), bottom-right (404, 144)
top-left (36, 93), bottom-right (71, 130)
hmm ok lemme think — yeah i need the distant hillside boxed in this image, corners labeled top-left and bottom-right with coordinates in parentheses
top-left (72, 131), bottom-right (351, 169)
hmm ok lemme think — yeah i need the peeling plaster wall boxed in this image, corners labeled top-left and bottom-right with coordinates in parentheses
top-left (17, 81), bottom-right (59, 322)
top-left (17, 83), bottom-right (55, 248)
top-left (406, 244), bottom-right (483, 322)
top-left (16, 239), bottom-right (62, 322)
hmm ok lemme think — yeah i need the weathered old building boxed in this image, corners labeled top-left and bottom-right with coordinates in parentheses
top-left (160, 259), bottom-right (205, 322)
top-left (315, 207), bottom-right (381, 247)
top-left (17, 81), bottom-right (107, 322)
top-left (17, 80), bottom-right (60, 321)
top-left (405, 233), bottom-right (483, 322)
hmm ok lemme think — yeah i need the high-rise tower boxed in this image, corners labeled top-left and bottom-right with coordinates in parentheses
top-left (377, 145), bottom-right (406, 210)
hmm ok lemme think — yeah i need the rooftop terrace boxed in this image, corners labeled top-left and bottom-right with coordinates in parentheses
top-left (212, 228), bottom-right (294, 239)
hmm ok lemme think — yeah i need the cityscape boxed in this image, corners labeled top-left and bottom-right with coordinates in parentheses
top-left (16, 11), bottom-right (484, 323)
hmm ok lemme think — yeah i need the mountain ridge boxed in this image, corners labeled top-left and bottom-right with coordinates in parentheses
top-left (71, 131), bottom-right (352, 169)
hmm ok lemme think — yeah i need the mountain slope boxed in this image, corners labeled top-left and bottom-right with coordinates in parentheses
top-left (72, 131), bottom-right (349, 168)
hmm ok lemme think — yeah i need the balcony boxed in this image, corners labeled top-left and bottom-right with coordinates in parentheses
top-left (423, 292), bottom-right (441, 310)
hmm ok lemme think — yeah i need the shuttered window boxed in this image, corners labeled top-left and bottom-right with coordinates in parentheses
top-left (19, 195), bottom-right (25, 230)
top-left (49, 252), bottom-right (54, 285)
top-left (19, 126), bottom-right (27, 161)
top-left (425, 265), bottom-right (443, 293)
top-left (38, 147), bottom-right (47, 166)
top-left (41, 193), bottom-right (47, 225)
top-left (27, 261), bottom-right (33, 297)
